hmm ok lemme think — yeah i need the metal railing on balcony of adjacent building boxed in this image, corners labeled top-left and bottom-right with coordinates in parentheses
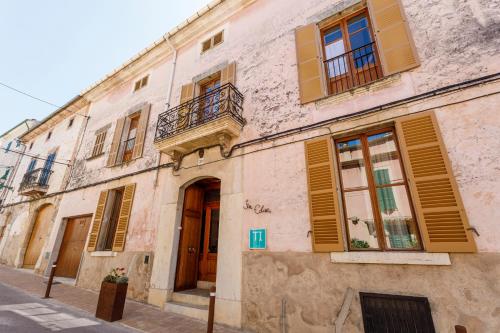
top-left (324, 42), bottom-right (383, 96)
top-left (155, 82), bottom-right (244, 141)
top-left (19, 168), bottom-right (53, 193)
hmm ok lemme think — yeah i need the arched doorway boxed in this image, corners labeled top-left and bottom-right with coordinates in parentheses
top-left (174, 178), bottom-right (221, 291)
top-left (23, 204), bottom-right (54, 269)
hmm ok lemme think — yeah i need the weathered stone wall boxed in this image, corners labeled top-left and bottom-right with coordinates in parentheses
top-left (0, 196), bottom-right (61, 272)
top-left (77, 251), bottom-right (154, 302)
top-left (242, 252), bottom-right (500, 333)
top-left (67, 58), bottom-right (172, 189)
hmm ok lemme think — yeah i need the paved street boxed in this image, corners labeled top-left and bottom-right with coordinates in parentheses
top-left (0, 265), bottom-right (242, 333)
top-left (0, 282), bottom-right (136, 332)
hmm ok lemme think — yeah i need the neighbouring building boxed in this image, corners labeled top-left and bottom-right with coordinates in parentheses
top-left (1, 0), bottom-right (499, 332)
top-left (0, 119), bottom-right (38, 206)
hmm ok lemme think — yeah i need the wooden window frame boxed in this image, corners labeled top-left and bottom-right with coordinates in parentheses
top-left (133, 75), bottom-right (149, 92)
top-left (121, 113), bottom-right (140, 164)
top-left (334, 127), bottom-right (423, 252)
top-left (201, 31), bottom-right (224, 53)
top-left (320, 7), bottom-right (383, 96)
top-left (90, 130), bottom-right (107, 158)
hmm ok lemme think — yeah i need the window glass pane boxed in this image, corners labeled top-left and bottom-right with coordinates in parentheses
top-left (324, 26), bottom-right (342, 45)
top-left (208, 208), bottom-right (219, 253)
top-left (337, 139), bottom-right (368, 189)
top-left (344, 190), bottom-right (380, 249)
top-left (368, 132), bottom-right (405, 185)
top-left (378, 185), bottom-right (421, 249)
top-left (347, 15), bottom-right (368, 34)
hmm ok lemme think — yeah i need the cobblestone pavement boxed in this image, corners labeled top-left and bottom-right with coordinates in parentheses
top-left (0, 265), bottom-right (243, 333)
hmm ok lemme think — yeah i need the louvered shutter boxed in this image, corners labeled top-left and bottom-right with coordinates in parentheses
top-left (112, 183), bottom-right (136, 252)
top-left (221, 62), bottom-right (236, 85)
top-left (295, 24), bottom-right (326, 104)
top-left (106, 118), bottom-right (126, 167)
top-left (367, 0), bottom-right (420, 76)
top-left (132, 104), bottom-right (151, 159)
top-left (304, 138), bottom-right (344, 252)
top-left (178, 83), bottom-right (194, 130)
top-left (87, 190), bottom-right (108, 251)
top-left (395, 112), bottom-right (476, 252)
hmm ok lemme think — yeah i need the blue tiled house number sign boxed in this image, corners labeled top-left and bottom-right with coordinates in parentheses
top-left (249, 228), bottom-right (267, 250)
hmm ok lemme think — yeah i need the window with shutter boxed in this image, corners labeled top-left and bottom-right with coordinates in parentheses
top-left (295, 24), bottom-right (326, 104)
top-left (201, 31), bottom-right (224, 53)
top-left (367, 0), bottom-right (419, 75)
top-left (178, 83), bottom-right (195, 130)
top-left (395, 112), bottom-right (476, 252)
top-left (91, 131), bottom-right (107, 158)
top-left (112, 184), bottom-right (135, 252)
top-left (304, 137), bottom-right (344, 252)
top-left (106, 118), bottom-right (126, 167)
top-left (131, 104), bottom-right (151, 160)
top-left (87, 190), bottom-right (108, 251)
top-left (295, 1), bottom-right (419, 101)
top-left (334, 129), bottom-right (421, 251)
top-left (133, 75), bottom-right (149, 92)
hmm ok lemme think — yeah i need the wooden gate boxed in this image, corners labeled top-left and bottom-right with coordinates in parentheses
top-left (55, 216), bottom-right (91, 278)
top-left (23, 205), bottom-right (55, 269)
top-left (360, 292), bottom-right (436, 333)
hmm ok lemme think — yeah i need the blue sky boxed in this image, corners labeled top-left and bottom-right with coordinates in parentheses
top-left (0, 0), bottom-right (211, 134)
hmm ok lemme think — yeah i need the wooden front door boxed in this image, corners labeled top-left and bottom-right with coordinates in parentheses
top-left (174, 185), bottom-right (204, 291)
top-left (198, 203), bottom-right (220, 282)
top-left (23, 205), bottom-right (54, 269)
top-left (55, 216), bottom-right (91, 278)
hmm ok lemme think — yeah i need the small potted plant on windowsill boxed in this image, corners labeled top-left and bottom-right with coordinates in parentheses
top-left (95, 267), bottom-right (128, 322)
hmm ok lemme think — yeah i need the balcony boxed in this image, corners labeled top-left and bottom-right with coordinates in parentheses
top-left (154, 83), bottom-right (244, 158)
top-left (19, 168), bottom-right (53, 197)
top-left (324, 42), bottom-right (383, 96)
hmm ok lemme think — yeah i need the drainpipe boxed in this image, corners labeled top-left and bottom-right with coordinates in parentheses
top-left (154, 36), bottom-right (177, 187)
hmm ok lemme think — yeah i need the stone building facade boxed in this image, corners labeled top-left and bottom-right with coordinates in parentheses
top-left (0, 0), bottom-right (499, 332)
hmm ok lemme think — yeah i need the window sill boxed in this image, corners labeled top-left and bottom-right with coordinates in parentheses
top-left (90, 251), bottom-right (118, 257)
top-left (330, 252), bottom-right (451, 266)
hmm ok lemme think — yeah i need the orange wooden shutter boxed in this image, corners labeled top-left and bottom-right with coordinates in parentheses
top-left (87, 190), bottom-right (108, 251)
top-left (396, 112), bottom-right (476, 252)
top-left (221, 62), bottom-right (236, 85)
top-left (112, 183), bottom-right (136, 252)
top-left (304, 137), bottom-right (344, 252)
top-left (295, 24), bottom-right (326, 104)
top-left (367, 0), bottom-right (420, 76)
top-left (178, 83), bottom-right (194, 130)
top-left (106, 118), bottom-right (125, 167)
top-left (132, 104), bottom-right (151, 159)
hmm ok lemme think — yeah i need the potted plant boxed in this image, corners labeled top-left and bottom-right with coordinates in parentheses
top-left (95, 267), bottom-right (128, 322)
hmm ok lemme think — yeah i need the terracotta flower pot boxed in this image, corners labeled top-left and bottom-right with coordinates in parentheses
top-left (95, 281), bottom-right (128, 322)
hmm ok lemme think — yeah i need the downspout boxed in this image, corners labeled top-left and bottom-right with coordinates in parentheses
top-left (154, 36), bottom-right (177, 187)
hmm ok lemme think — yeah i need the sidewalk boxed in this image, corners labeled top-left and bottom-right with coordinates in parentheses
top-left (0, 265), bottom-right (242, 333)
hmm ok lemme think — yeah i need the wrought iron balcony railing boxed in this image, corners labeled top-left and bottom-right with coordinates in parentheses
top-left (324, 42), bottom-right (382, 95)
top-left (155, 82), bottom-right (244, 141)
top-left (19, 168), bottom-right (53, 193)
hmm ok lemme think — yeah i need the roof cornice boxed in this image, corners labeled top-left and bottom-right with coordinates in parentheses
top-left (21, 96), bottom-right (90, 142)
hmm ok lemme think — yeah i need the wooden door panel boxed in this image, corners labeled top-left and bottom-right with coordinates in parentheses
top-left (24, 205), bottom-right (54, 268)
top-left (174, 186), bottom-right (204, 291)
top-left (198, 206), bottom-right (219, 283)
top-left (56, 217), bottom-right (91, 278)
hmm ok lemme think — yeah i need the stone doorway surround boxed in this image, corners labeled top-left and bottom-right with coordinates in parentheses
top-left (147, 151), bottom-right (244, 328)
